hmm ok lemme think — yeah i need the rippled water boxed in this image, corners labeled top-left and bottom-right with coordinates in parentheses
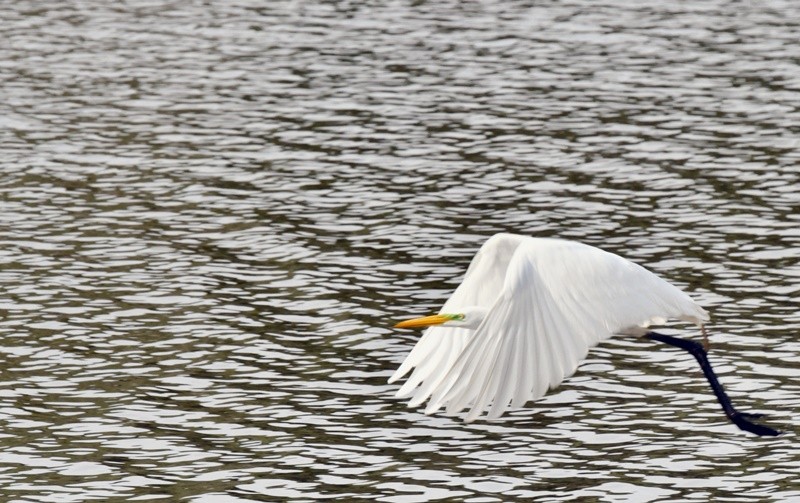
top-left (1, 0), bottom-right (799, 501)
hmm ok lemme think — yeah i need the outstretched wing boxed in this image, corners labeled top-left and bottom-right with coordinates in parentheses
top-left (388, 233), bottom-right (526, 405)
top-left (424, 238), bottom-right (709, 422)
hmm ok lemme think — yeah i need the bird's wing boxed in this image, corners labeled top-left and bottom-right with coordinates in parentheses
top-left (388, 233), bottom-right (526, 405)
top-left (425, 238), bottom-right (709, 422)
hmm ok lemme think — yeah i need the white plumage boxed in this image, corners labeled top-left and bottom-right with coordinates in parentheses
top-left (389, 233), bottom-right (709, 422)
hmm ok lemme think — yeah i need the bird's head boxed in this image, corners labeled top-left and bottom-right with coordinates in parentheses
top-left (394, 306), bottom-right (488, 331)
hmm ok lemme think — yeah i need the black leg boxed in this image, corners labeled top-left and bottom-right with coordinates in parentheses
top-left (645, 331), bottom-right (781, 437)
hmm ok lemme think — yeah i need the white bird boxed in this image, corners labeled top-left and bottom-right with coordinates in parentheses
top-left (390, 233), bottom-right (780, 436)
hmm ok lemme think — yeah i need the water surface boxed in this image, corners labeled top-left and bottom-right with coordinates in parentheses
top-left (1, 1), bottom-right (799, 501)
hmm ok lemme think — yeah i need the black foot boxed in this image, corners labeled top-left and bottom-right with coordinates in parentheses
top-left (645, 331), bottom-right (782, 437)
top-left (731, 412), bottom-right (781, 437)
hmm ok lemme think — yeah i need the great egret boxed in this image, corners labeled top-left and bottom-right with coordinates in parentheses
top-left (390, 233), bottom-right (780, 436)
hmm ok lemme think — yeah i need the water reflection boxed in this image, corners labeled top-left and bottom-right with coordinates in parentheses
top-left (0, 0), bottom-right (798, 501)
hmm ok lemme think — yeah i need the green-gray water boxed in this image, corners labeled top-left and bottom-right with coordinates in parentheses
top-left (1, 1), bottom-right (798, 501)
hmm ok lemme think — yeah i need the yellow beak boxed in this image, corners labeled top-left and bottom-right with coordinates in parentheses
top-left (394, 314), bottom-right (451, 329)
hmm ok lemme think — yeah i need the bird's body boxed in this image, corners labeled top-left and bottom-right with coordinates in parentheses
top-left (390, 233), bottom-right (780, 435)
